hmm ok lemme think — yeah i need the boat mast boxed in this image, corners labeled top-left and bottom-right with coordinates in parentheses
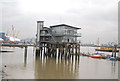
top-left (97, 37), bottom-right (99, 53)
top-left (97, 37), bottom-right (99, 46)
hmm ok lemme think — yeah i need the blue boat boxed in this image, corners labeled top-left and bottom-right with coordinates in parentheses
top-left (109, 57), bottom-right (118, 61)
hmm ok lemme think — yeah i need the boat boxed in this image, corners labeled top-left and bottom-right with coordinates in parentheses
top-left (0, 46), bottom-right (14, 52)
top-left (91, 55), bottom-right (101, 58)
top-left (91, 53), bottom-right (102, 58)
top-left (109, 57), bottom-right (118, 61)
top-left (95, 47), bottom-right (119, 52)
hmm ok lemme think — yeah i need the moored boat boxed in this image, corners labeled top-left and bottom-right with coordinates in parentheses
top-left (91, 54), bottom-right (101, 58)
top-left (95, 47), bottom-right (119, 52)
top-left (0, 46), bottom-right (14, 52)
top-left (109, 57), bottom-right (118, 61)
top-left (91, 52), bottom-right (102, 58)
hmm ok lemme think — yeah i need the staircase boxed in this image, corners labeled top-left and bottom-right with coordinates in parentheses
top-left (45, 28), bottom-right (57, 42)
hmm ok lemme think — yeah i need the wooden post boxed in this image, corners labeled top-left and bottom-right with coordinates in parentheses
top-left (24, 46), bottom-right (27, 67)
top-left (78, 44), bottom-right (80, 60)
top-left (40, 47), bottom-right (42, 57)
top-left (48, 44), bottom-right (51, 57)
top-left (68, 45), bottom-right (71, 59)
top-left (72, 44), bottom-right (74, 60)
top-left (25, 46), bottom-right (27, 57)
top-left (43, 43), bottom-right (46, 57)
top-left (61, 45), bottom-right (64, 59)
top-left (65, 46), bottom-right (67, 59)
top-left (62, 45), bottom-right (64, 59)
top-left (75, 45), bottom-right (77, 60)
top-left (112, 48), bottom-right (114, 57)
top-left (36, 47), bottom-right (40, 56)
top-left (114, 45), bottom-right (117, 58)
top-left (55, 44), bottom-right (57, 59)
top-left (46, 43), bottom-right (48, 56)
top-left (58, 44), bottom-right (61, 59)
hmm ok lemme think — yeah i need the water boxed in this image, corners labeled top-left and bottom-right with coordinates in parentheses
top-left (0, 47), bottom-right (2, 80)
top-left (1, 46), bottom-right (118, 79)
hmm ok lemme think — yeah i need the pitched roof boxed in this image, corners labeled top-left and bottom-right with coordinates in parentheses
top-left (50, 24), bottom-right (81, 29)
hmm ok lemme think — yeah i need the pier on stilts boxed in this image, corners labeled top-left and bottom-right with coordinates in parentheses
top-left (35, 21), bottom-right (81, 60)
top-left (36, 42), bottom-right (80, 60)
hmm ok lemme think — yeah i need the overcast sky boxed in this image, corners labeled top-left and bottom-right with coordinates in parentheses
top-left (0, 0), bottom-right (119, 44)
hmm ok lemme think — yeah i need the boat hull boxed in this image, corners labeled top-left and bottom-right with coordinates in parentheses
top-left (91, 54), bottom-right (101, 58)
top-left (91, 56), bottom-right (101, 58)
top-left (95, 49), bottom-right (119, 52)
top-left (109, 58), bottom-right (118, 61)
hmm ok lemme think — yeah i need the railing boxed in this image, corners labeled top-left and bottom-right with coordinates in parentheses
top-left (53, 33), bottom-right (81, 37)
top-left (40, 33), bottom-right (51, 36)
top-left (40, 40), bottom-right (80, 44)
top-left (40, 33), bottom-right (81, 37)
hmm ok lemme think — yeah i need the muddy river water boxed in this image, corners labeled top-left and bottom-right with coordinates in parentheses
top-left (1, 46), bottom-right (118, 79)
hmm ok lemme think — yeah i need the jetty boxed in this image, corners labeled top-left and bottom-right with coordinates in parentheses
top-left (35, 21), bottom-right (81, 60)
top-left (1, 43), bottom-right (34, 47)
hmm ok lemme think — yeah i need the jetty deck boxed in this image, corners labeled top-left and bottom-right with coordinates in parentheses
top-left (1, 43), bottom-right (34, 48)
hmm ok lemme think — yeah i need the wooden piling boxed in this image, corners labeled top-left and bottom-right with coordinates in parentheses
top-left (24, 46), bottom-right (27, 66)
top-left (114, 45), bottom-right (117, 58)
top-left (35, 42), bottom-right (80, 60)
top-left (24, 46), bottom-right (27, 57)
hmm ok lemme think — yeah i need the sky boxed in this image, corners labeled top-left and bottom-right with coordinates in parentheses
top-left (0, 0), bottom-right (119, 44)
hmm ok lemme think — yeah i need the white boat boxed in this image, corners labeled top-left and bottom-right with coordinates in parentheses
top-left (91, 53), bottom-right (102, 58)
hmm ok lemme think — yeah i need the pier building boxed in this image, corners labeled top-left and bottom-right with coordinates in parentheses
top-left (36, 21), bottom-right (81, 59)
top-left (40, 24), bottom-right (81, 43)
